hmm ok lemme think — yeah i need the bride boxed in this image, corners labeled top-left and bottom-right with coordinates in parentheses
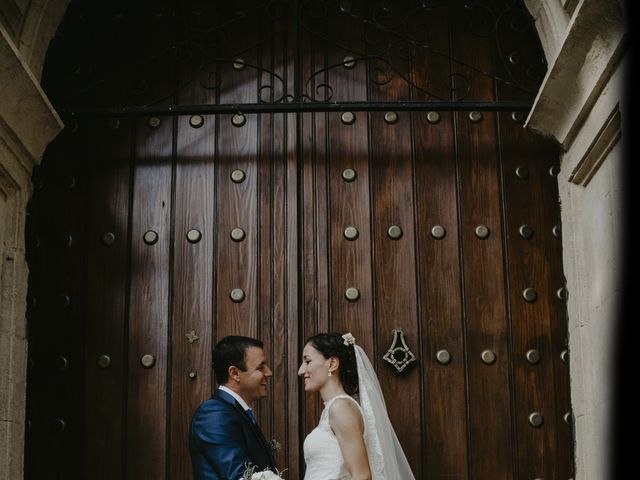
top-left (298, 332), bottom-right (415, 480)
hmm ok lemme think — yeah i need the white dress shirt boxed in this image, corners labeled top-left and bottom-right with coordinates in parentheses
top-left (219, 385), bottom-right (252, 413)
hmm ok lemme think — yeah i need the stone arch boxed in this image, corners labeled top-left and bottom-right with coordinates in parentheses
top-left (1, 2), bottom-right (67, 478)
top-left (17, 0), bottom-right (72, 81)
top-left (523, 0), bottom-right (571, 60)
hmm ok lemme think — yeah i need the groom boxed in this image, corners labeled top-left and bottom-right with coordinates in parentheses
top-left (189, 335), bottom-right (277, 479)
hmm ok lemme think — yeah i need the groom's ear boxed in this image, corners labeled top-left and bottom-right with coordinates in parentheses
top-left (228, 365), bottom-right (240, 382)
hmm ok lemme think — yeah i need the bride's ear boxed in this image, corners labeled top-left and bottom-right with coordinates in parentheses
top-left (328, 356), bottom-right (340, 372)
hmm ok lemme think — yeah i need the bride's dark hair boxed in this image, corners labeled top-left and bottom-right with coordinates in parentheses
top-left (305, 332), bottom-right (359, 395)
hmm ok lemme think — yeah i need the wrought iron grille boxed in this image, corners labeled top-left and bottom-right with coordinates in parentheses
top-left (43, 0), bottom-right (547, 117)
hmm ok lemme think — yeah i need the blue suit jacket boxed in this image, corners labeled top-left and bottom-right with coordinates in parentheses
top-left (189, 389), bottom-right (277, 479)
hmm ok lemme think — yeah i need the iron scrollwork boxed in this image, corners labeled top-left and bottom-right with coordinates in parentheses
top-left (47, 0), bottom-right (545, 115)
top-left (297, 0), bottom-right (545, 103)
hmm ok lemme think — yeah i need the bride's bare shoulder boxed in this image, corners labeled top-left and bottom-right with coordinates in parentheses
top-left (328, 397), bottom-right (363, 426)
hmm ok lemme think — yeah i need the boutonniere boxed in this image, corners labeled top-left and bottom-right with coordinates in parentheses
top-left (267, 438), bottom-right (282, 453)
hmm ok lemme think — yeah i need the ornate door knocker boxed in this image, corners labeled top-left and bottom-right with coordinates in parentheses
top-left (383, 328), bottom-right (417, 373)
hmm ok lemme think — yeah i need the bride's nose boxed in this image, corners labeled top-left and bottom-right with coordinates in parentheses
top-left (297, 363), bottom-right (305, 376)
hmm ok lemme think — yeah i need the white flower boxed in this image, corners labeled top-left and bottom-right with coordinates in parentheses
top-left (243, 463), bottom-right (285, 480)
top-left (251, 470), bottom-right (283, 479)
top-left (342, 332), bottom-right (356, 346)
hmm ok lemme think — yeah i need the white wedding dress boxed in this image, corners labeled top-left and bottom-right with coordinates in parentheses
top-left (303, 345), bottom-right (416, 480)
top-left (303, 394), bottom-right (361, 480)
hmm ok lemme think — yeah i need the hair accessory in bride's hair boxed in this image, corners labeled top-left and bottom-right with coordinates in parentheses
top-left (342, 333), bottom-right (356, 346)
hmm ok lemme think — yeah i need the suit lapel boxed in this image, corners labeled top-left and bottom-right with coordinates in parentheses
top-left (214, 389), bottom-right (276, 467)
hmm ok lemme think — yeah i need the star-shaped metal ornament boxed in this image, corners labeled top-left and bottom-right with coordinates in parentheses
top-left (186, 330), bottom-right (200, 344)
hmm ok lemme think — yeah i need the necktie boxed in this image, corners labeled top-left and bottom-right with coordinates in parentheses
top-left (246, 408), bottom-right (256, 424)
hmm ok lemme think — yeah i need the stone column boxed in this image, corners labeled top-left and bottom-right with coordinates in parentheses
top-left (526, 1), bottom-right (628, 479)
top-left (0, 23), bottom-right (63, 480)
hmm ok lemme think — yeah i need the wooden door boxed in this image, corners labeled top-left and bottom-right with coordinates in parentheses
top-left (25, 1), bottom-right (573, 478)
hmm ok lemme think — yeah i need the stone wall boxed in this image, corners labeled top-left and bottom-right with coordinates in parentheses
top-left (526, 1), bottom-right (628, 479)
top-left (0, 145), bottom-right (30, 480)
top-left (0, 16), bottom-right (63, 480)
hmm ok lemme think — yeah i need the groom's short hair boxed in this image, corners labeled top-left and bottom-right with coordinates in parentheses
top-left (212, 335), bottom-right (264, 384)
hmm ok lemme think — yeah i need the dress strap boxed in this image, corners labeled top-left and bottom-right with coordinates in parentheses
top-left (324, 394), bottom-right (366, 435)
top-left (324, 394), bottom-right (354, 408)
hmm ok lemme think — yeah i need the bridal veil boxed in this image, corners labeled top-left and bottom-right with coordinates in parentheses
top-left (352, 342), bottom-right (416, 480)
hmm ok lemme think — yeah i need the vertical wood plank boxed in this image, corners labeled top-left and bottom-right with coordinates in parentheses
top-left (214, 17), bottom-right (259, 339)
top-left (283, 31), bottom-right (299, 461)
top-left (500, 111), bottom-right (561, 479)
top-left (326, 0), bottom-right (374, 357)
top-left (495, 6), bottom-right (572, 475)
top-left (411, 4), bottom-right (470, 477)
top-left (283, 111), bottom-right (301, 477)
top-left (63, 126), bottom-right (90, 480)
top-left (546, 170), bottom-right (574, 480)
top-left (24, 146), bottom-right (57, 480)
top-left (366, 3), bottom-right (422, 474)
top-left (299, 4), bottom-right (330, 440)
top-left (451, 4), bottom-right (514, 478)
top-left (257, 5), bottom-right (300, 472)
top-left (85, 119), bottom-right (131, 479)
top-left (170, 111), bottom-right (216, 480)
top-left (25, 144), bottom-right (63, 479)
top-left (25, 127), bottom-right (90, 479)
top-left (414, 107), bottom-right (470, 478)
top-left (168, 9), bottom-right (223, 474)
top-left (127, 117), bottom-right (172, 480)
